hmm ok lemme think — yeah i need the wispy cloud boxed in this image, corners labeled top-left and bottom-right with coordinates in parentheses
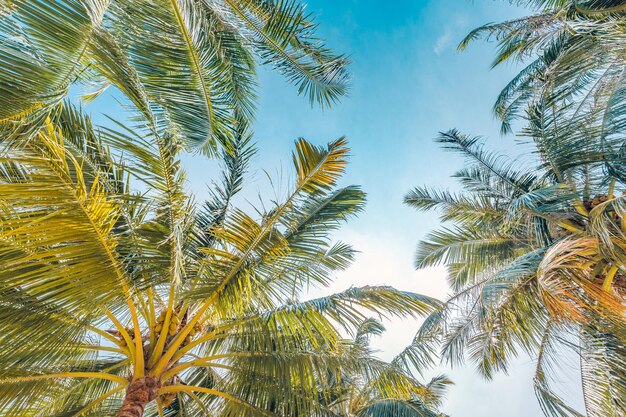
top-left (305, 229), bottom-right (449, 360)
top-left (433, 30), bottom-right (452, 55)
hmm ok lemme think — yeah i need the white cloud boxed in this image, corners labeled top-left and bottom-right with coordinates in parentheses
top-left (433, 30), bottom-right (452, 55)
top-left (306, 229), bottom-right (449, 360)
top-left (326, 229), bottom-right (448, 297)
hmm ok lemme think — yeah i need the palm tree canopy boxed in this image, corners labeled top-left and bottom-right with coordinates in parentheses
top-left (0, 103), bottom-right (440, 417)
top-left (405, 115), bottom-right (626, 417)
top-left (317, 318), bottom-right (452, 417)
top-left (409, 3), bottom-right (626, 414)
top-left (460, 0), bottom-right (626, 134)
top-left (0, 0), bottom-right (350, 154)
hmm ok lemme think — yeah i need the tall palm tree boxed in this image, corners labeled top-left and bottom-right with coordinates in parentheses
top-left (420, 3), bottom-right (626, 412)
top-left (0, 0), bottom-right (349, 153)
top-left (0, 104), bottom-right (440, 417)
top-left (404, 102), bottom-right (626, 416)
top-left (317, 318), bottom-right (452, 417)
top-left (460, 0), bottom-right (626, 134)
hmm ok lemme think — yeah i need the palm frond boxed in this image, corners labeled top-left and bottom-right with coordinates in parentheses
top-left (219, 0), bottom-right (350, 107)
top-left (0, 0), bottom-right (110, 121)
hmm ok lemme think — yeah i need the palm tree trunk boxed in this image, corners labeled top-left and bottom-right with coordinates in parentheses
top-left (116, 376), bottom-right (161, 417)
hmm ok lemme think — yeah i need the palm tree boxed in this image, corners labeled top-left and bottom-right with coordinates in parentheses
top-left (0, 104), bottom-right (440, 417)
top-left (404, 106), bottom-right (626, 416)
top-left (0, 0), bottom-right (349, 153)
top-left (316, 318), bottom-right (452, 417)
top-left (459, 0), bottom-right (626, 134)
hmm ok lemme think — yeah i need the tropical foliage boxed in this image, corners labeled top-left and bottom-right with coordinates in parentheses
top-left (404, 2), bottom-right (626, 416)
top-left (8, 0), bottom-right (626, 416)
top-left (459, 0), bottom-right (626, 134)
top-left (405, 119), bottom-right (626, 416)
top-left (317, 318), bottom-right (452, 417)
top-left (0, 1), bottom-right (453, 416)
top-left (0, 0), bottom-right (349, 153)
top-left (0, 104), bottom-right (441, 416)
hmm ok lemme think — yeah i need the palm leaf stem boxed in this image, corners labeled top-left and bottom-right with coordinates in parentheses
top-left (182, 391), bottom-right (211, 415)
top-left (159, 385), bottom-right (274, 417)
top-left (574, 1), bottom-right (626, 15)
top-left (103, 308), bottom-right (135, 362)
top-left (73, 385), bottom-right (126, 416)
top-left (1, 372), bottom-right (128, 385)
top-left (602, 265), bottom-right (618, 292)
top-left (168, 0), bottom-right (216, 140)
top-left (80, 344), bottom-right (124, 354)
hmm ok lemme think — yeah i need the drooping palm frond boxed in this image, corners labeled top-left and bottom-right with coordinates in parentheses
top-left (0, 0), bottom-right (350, 153)
top-left (0, 0), bottom-right (110, 122)
top-left (437, 130), bottom-right (538, 194)
top-left (405, 186), bottom-right (505, 227)
top-left (101, 0), bottom-right (248, 152)
top-left (416, 226), bottom-right (521, 290)
top-left (532, 323), bottom-right (585, 417)
top-left (461, 1), bottom-right (626, 134)
top-left (215, 0), bottom-right (350, 107)
top-left (578, 318), bottom-right (626, 417)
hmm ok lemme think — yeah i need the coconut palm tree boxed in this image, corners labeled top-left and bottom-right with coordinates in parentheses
top-left (316, 318), bottom-right (452, 417)
top-left (0, 103), bottom-right (440, 417)
top-left (459, 0), bottom-right (626, 134)
top-left (0, 0), bottom-right (349, 153)
top-left (404, 101), bottom-right (626, 416)
top-left (415, 3), bottom-right (626, 410)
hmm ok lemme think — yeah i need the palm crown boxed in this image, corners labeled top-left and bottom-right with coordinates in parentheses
top-left (0, 104), bottom-right (440, 417)
top-left (405, 108), bottom-right (626, 416)
top-left (407, 3), bottom-right (626, 414)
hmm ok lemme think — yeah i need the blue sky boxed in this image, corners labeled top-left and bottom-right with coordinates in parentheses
top-left (86, 1), bottom-right (585, 415)
top-left (235, 1), bottom-right (582, 415)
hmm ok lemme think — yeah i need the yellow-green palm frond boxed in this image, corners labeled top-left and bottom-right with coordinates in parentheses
top-left (188, 137), bottom-right (351, 315)
top-left (1, 101), bottom-right (444, 416)
top-left (0, 0), bottom-right (111, 122)
top-left (537, 237), bottom-right (626, 323)
top-left (0, 118), bottom-right (129, 312)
